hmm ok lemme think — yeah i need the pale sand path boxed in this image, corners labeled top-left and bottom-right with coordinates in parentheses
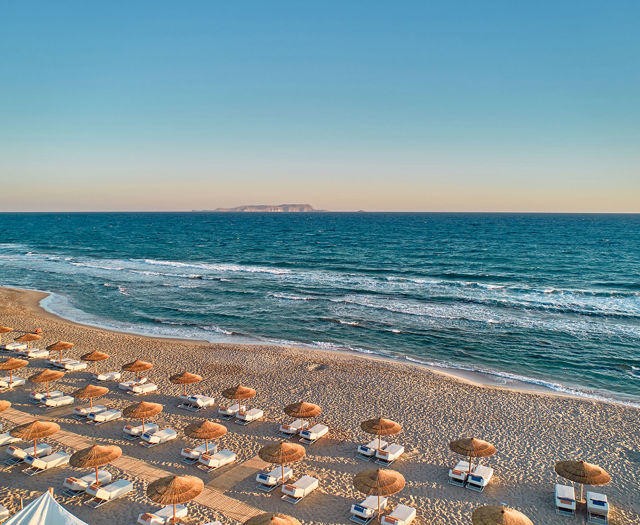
top-left (0, 286), bottom-right (639, 524)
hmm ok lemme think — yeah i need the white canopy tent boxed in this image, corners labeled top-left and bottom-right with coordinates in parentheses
top-left (4, 490), bottom-right (88, 525)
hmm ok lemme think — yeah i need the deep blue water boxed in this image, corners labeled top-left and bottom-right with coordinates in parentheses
top-left (1, 212), bottom-right (639, 404)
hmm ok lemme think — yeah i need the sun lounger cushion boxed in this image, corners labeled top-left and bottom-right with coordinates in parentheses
top-left (181, 443), bottom-right (217, 460)
top-left (0, 505), bottom-right (9, 521)
top-left (87, 479), bottom-right (134, 501)
top-left (0, 432), bottom-right (20, 446)
top-left (257, 466), bottom-right (293, 486)
top-left (119, 378), bottom-right (148, 390)
top-left (282, 475), bottom-right (319, 498)
top-left (359, 438), bottom-right (389, 457)
top-left (64, 470), bottom-right (112, 492)
top-left (44, 395), bottom-right (74, 407)
top-left (89, 408), bottom-right (122, 422)
top-left (6, 443), bottom-right (52, 460)
top-left (0, 376), bottom-right (26, 388)
top-left (25, 451), bottom-right (70, 470)
top-left (124, 422), bottom-right (158, 436)
top-left (18, 348), bottom-right (49, 359)
top-left (467, 465), bottom-right (493, 491)
top-left (5, 343), bottom-right (27, 351)
top-left (381, 504), bottom-right (417, 525)
top-left (236, 408), bottom-right (263, 422)
top-left (142, 428), bottom-right (177, 444)
top-left (217, 403), bottom-right (245, 416)
top-left (30, 390), bottom-right (63, 402)
top-left (555, 484), bottom-right (576, 513)
top-left (376, 443), bottom-right (404, 463)
top-left (95, 371), bottom-right (121, 381)
top-left (449, 460), bottom-right (472, 483)
top-left (586, 491), bottom-right (609, 519)
top-left (198, 449), bottom-right (236, 468)
top-left (279, 419), bottom-right (309, 434)
top-left (137, 504), bottom-right (188, 525)
top-left (182, 394), bottom-right (216, 408)
top-left (62, 360), bottom-right (88, 371)
top-left (74, 405), bottom-right (107, 417)
top-left (300, 424), bottom-right (329, 442)
top-left (351, 495), bottom-right (388, 518)
top-left (129, 382), bottom-right (158, 395)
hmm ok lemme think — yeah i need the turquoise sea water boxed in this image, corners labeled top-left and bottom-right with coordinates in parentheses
top-left (0, 212), bottom-right (639, 404)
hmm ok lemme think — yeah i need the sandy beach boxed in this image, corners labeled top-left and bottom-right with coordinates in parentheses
top-left (0, 285), bottom-right (638, 524)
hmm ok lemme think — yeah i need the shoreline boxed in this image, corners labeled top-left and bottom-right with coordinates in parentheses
top-left (23, 285), bottom-right (636, 408)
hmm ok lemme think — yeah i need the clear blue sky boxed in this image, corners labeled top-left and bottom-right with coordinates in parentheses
top-left (1, 1), bottom-right (638, 211)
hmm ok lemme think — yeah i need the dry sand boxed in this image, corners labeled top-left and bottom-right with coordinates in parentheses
top-left (0, 286), bottom-right (638, 524)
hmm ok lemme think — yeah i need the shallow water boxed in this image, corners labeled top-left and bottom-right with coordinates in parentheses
top-left (1, 212), bottom-right (639, 404)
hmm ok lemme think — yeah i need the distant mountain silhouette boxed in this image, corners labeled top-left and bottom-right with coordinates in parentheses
top-left (212, 204), bottom-right (319, 212)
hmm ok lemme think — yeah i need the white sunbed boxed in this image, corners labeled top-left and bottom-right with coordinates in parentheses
top-left (350, 495), bottom-right (389, 524)
top-left (30, 390), bottom-right (64, 403)
top-left (119, 377), bottom-right (148, 390)
top-left (448, 460), bottom-right (472, 486)
top-left (43, 395), bottom-right (74, 408)
top-left (95, 371), bottom-right (121, 381)
top-left (375, 444), bottom-right (405, 465)
top-left (4, 343), bottom-right (27, 351)
top-left (279, 418), bottom-right (309, 436)
top-left (197, 449), bottom-right (236, 472)
top-left (256, 465), bottom-right (293, 492)
top-left (24, 451), bottom-right (71, 475)
top-left (49, 358), bottom-right (87, 371)
top-left (16, 348), bottom-right (49, 359)
top-left (217, 403), bottom-right (245, 420)
top-left (0, 504), bottom-right (9, 521)
top-left (281, 475), bottom-right (319, 504)
top-left (88, 408), bottom-right (122, 425)
top-left (137, 504), bottom-right (188, 525)
top-left (85, 479), bottom-right (134, 508)
top-left (235, 408), bottom-right (264, 425)
top-left (0, 432), bottom-right (21, 447)
top-left (6, 443), bottom-right (53, 464)
top-left (127, 383), bottom-right (158, 396)
top-left (357, 438), bottom-right (389, 459)
top-left (140, 428), bottom-right (177, 447)
top-left (63, 469), bottom-right (113, 496)
top-left (73, 405), bottom-right (108, 418)
top-left (587, 491), bottom-right (609, 524)
top-left (299, 424), bottom-right (329, 445)
top-left (124, 422), bottom-right (159, 440)
top-left (178, 394), bottom-right (216, 412)
top-left (181, 442), bottom-right (217, 463)
top-left (0, 376), bottom-right (26, 389)
top-left (466, 464), bottom-right (494, 492)
top-left (381, 504), bottom-right (417, 525)
top-left (555, 484), bottom-right (577, 515)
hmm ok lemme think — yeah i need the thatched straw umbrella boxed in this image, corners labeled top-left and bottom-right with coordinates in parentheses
top-left (70, 444), bottom-right (122, 486)
top-left (46, 341), bottom-right (74, 363)
top-left (147, 474), bottom-right (204, 524)
top-left (183, 420), bottom-right (226, 454)
top-left (169, 371), bottom-right (203, 397)
top-left (0, 326), bottom-right (13, 345)
top-left (123, 401), bottom-right (162, 433)
top-left (353, 468), bottom-right (405, 523)
top-left (0, 400), bottom-right (11, 412)
top-left (555, 460), bottom-right (611, 501)
top-left (81, 350), bottom-right (110, 375)
top-left (28, 369), bottom-right (65, 396)
top-left (449, 437), bottom-right (496, 476)
top-left (122, 360), bottom-right (152, 383)
top-left (284, 401), bottom-right (321, 421)
top-left (361, 417), bottom-right (401, 452)
top-left (244, 514), bottom-right (302, 525)
top-left (222, 384), bottom-right (256, 415)
top-left (0, 357), bottom-right (28, 388)
top-left (72, 384), bottom-right (109, 409)
top-left (472, 505), bottom-right (533, 525)
top-left (16, 333), bottom-right (42, 350)
top-left (10, 420), bottom-right (59, 456)
top-left (258, 441), bottom-right (306, 486)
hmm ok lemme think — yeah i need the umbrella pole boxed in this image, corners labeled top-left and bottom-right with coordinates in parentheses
top-left (90, 397), bottom-right (94, 408)
top-left (282, 460), bottom-right (285, 486)
top-left (95, 466), bottom-right (99, 485)
top-left (205, 439), bottom-right (208, 454)
top-left (94, 362), bottom-right (98, 375)
top-left (173, 503), bottom-right (176, 524)
top-left (9, 369), bottom-right (12, 387)
top-left (141, 418), bottom-right (145, 433)
top-left (59, 350), bottom-right (62, 363)
top-left (34, 438), bottom-right (37, 457)
top-left (378, 494), bottom-right (381, 523)
top-left (183, 384), bottom-right (187, 396)
top-left (46, 382), bottom-right (50, 396)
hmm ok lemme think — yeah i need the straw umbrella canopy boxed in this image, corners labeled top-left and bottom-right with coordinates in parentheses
top-left (70, 444), bottom-right (122, 486)
top-left (361, 417), bottom-right (402, 452)
top-left (72, 384), bottom-right (109, 408)
top-left (80, 350), bottom-right (110, 375)
top-left (0, 326), bottom-right (13, 345)
top-left (123, 401), bottom-right (162, 433)
top-left (16, 333), bottom-right (42, 350)
top-left (47, 341), bottom-right (74, 363)
top-left (169, 371), bottom-right (203, 397)
top-left (10, 420), bottom-right (59, 456)
top-left (472, 505), bottom-right (533, 525)
top-left (28, 369), bottom-right (65, 396)
top-left (244, 514), bottom-right (302, 525)
top-left (122, 360), bottom-right (153, 382)
top-left (449, 437), bottom-right (496, 475)
top-left (555, 460), bottom-right (611, 501)
top-left (184, 420), bottom-right (226, 454)
top-left (353, 468), bottom-right (406, 524)
top-left (222, 384), bottom-right (256, 415)
top-left (0, 357), bottom-right (28, 387)
top-left (0, 400), bottom-right (11, 412)
top-left (147, 475), bottom-right (204, 524)
top-left (259, 441), bottom-right (306, 486)
top-left (284, 401), bottom-right (321, 419)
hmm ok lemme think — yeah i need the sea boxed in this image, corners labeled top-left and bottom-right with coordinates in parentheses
top-left (0, 212), bottom-right (639, 406)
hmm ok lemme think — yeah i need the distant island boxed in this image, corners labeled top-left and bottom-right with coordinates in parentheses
top-left (211, 204), bottom-right (320, 213)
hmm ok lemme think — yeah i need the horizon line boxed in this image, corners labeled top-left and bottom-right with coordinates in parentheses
top-left (1, 210), bottom-right (639, 215)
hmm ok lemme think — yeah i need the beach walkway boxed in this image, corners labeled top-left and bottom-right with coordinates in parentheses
top-left (1, 407), bottom-right (263, 522)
